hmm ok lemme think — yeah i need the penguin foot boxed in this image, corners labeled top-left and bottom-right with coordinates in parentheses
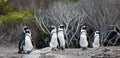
top-left (82, 47), bottom-right (87, 51)
top-left (59, 47), bottom-right (65, 51)
top-left (23, 51), bottom-right (32, 54)
top-left (26, 51), bottom-right (31, 54)
top-left (52, 48), bottom-right (58, 51)
top-left (18, 51), bottom-right (23, 54)
top-left (102, 48), bottom-right (111, 52)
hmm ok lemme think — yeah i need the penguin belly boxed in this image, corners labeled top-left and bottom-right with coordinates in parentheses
top-left (50, 33), bottom-right (58, 48)
top-left (93, 35), bottom-right (100, 48)
top-left (80, 34), bottom-right (88, 47)
top-left (58, 32), bottom-right (65, 48)
top-left (23, 35), bottom-right (33, 53)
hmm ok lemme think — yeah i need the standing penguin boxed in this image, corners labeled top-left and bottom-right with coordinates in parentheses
top-left (18, 26), bottom-right (33, 54)
top-left (23, 29), bottom-right (33, 54)
top-left (18, 26), bottom-right (29, 53)
top-left (79, 26), bottom-right (88, 50)
top-left (49, 26), bottom-right (58, 51)
top-left (58, 25), bottom-right (65, 50)
top-left (92, 31), bottom-right (100, 48)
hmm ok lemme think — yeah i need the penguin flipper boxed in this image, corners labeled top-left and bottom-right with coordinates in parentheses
top-left (18, 41), bottom-right (25, 53)
top-left (25, 51), bottom-right (31, 54)
top-left (82, 47), bottom-right (87, 51)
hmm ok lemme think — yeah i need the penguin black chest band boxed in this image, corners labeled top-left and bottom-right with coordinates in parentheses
top-left (25, 34), bottom-right (32, 39)
top-left (81, 31), bottom-right (86, 33)
top-left (58, 30), bottom-right (63, 32)
top-left (94, 35), bottom-right (99, 38)
top-left (51, 32), bottom-right (56, 36)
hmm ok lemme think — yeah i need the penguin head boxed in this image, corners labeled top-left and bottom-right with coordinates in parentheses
top-left (95, 31), bottom-right (99, 34)
top-left (23, 26), bottom-right (29, 33)
top-left (50, 26), bottom-right (56, 33)
top-left (51, 26), bottom-right (56, 30)
top-left (81, 26), bottom-right (86, 30)
top-left (59, 24), bottom-right (64, 29)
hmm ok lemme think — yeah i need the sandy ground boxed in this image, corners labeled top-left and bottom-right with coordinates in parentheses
top-left (0, 45), bottom-right (120, 58)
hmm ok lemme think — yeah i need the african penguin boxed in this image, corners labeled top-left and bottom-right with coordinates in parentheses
top-left (49, 26), bottom-right (58, 51)
top-left (92, 31), bottom-right (100, 48)
top-left (18, 26), bottom-right (29, 53)
top-left (58, 25), bottom-right (65, 50)
top-left (79, 26), bottom-right (88, 50)
top-left (23, 29), bottom-right (33, 54)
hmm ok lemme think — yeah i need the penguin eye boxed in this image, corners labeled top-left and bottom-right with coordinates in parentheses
top-left (52, 27), bottom-right (55, 29)
top-left (51, 26), bottom-right (56, 30)
top-left (26, 31), bottom-right (30, 33)
top-left (82, 27), bottom-right (86, 29)
top-left (24, 28), bottom-right (29, 30)
top-left (82, 28), bottom-right (85, 29)
top-left (81, 26), bottom-right (86, 29)
top-left (60, 26), bottom-right (64, 28)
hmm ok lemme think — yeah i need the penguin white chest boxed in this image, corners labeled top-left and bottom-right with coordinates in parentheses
top-left (58, 31), bottom-right (65, 47)
top-left (80, 31), bottom-right (88, 47)
top-left (50, 33), bottom-right (58, 48)
top-left (93, 34), bottom-right (100, 48)
top-left (24, 34), bottom-right (33, 52)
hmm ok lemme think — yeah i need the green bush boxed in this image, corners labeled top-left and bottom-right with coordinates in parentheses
top-left (0, 0), bottom-right (48, 48)
top-left (0, 0), bottom-right (35, 44)
top-left (0, 0), bottom-right (13, 15)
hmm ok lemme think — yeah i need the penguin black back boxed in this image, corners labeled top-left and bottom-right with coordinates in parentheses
top-left (18, 32), bottom-right (25, 53)
top-left (18, 26), bottom-right (29, 53)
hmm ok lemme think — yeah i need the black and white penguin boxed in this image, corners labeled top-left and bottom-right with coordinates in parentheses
top-left (18, 26), bottom-right (29, 53)
top-left (79, 26), bottom-right (88, 50)
top-left (92, 31), bottom-right (100, 48)
top-left (18, 26), bottom-right (33, 54)
top-left (58, 25), bottom-right (65, 50)
top-left (49, 26), bottom-right (58, 51)
top-left (23, 29), bottom-right (33, 54)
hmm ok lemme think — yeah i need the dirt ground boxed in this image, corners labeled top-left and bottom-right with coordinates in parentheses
top-left (0, 44), bottom-right (120, 58)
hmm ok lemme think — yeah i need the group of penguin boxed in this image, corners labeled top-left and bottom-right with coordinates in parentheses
top-left (49, 25), bottom-right (100, 51)
top-left (50, 25), bottom-right (65, 51)
top-left (18, 25), bottom-right (100, 54)
top-left (80, 26), bottom-right (100, 50)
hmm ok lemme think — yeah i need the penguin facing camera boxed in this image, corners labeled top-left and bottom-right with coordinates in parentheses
top-left (79, 26), bottom-right (88, 50)
top-left (92, 31), bottom-right (100, 48)
top-left (57, 24), bottom-right (65, 50)
top-left (49, 26), bottom-right (58, 51)
top-left (23, 29), bottom-right (33, 54)
top-left (18, 26), bottom-right (33, 54)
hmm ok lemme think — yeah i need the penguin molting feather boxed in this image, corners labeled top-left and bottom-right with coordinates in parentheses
top-left (79, 26), bottom-right (88, 50)
top-left (58, 25), bottom-right (65, 50)
top-left (92, 31), bottom-right (100, 48)
top-left (49, 26), bottom-right (58, 51)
